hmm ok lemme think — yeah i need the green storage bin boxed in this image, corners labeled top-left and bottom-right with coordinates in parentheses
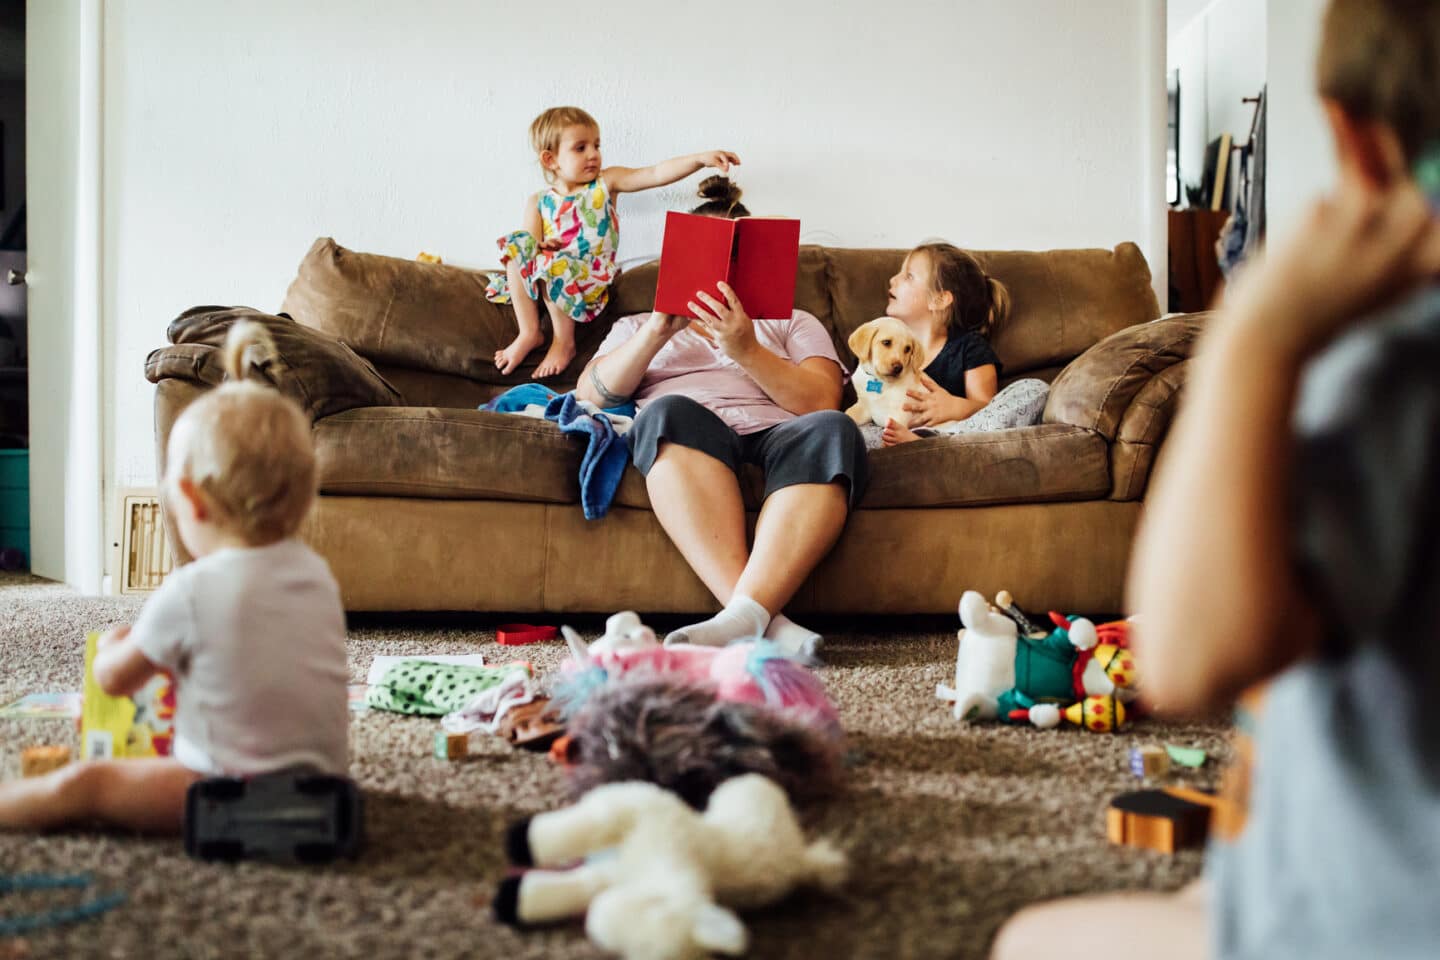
top-left (0, 449), bottom-right (29, 568)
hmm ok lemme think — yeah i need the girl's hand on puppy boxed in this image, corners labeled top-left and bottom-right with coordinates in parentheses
top-left (688, 283), bottom-right (759, 362)
top-left (903, 372), bottom-right (960, 426)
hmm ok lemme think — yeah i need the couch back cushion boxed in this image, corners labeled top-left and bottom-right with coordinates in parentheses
top-left (279, 237), bottom-right (1157, 406)
top-left (279, 238), bottom-right (612, 391)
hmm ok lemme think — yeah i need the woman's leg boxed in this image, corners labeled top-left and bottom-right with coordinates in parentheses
top-left (646, 442), bottom-right (749, 601)
top-left (534, 299), bottom-right (577, 379)
top-left (0, 758), bottom-right (201, 832)
top-left (630, 397), bottom-right (764, 646)
top-left (495, 257), bottom-right (546, 375)
top-left (739, 410), bottom-right (867, 644)
top-left (735, 483), bottom-right (848, 611)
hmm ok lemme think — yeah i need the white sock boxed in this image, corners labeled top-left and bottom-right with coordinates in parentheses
top-left (665, 595), bottom-right (771, 648)
top-left (764, 613), bottom-right (824, 658)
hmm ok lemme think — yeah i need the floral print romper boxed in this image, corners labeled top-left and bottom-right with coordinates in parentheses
top-left (485, 178), bottom-right (619, 323)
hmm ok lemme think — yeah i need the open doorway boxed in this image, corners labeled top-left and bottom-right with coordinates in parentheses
top-left (0, 0), bottom-right (27, 572)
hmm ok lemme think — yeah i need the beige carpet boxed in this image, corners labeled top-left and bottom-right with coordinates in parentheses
top-left (0, 573), bottom-right (1226, 959)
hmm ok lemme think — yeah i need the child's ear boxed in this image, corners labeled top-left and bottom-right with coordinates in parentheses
top-left (1323, 98), bottom-right (1407, 188)
top-left (847, 321), bottom-right (878, 362)
top-left (930, 289), bottom-right (955, 315)
top-left (539, 149), bottom-right (557, 172)
top-left (175, 476), bottom-right (209, 522)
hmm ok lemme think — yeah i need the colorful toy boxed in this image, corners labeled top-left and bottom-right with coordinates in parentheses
top-left (1107, 787), bottom-right (1218, 853)
top-left (493, 774), bottom-right (847, 960)
top-left (555, 673), bottom-right (845, 808)
top-left (184, 771), bottom-right (364, 864)
top-left (434, 731), bottom-right (469, 761)
top-left (495, 623), bottom-right (558, 646)
top-left (936, 591), bottom-right (1139, 731)
top-left (20, 746), bottom-right (71, 778)
top-left (560, 615), bottom-right (840, 730)
top-left (80, 632), bottom-right (176, 759)
top-left (0, 874), bottom-right (126, 936)
top-left (1129, 745), bottom-right (1171, 779)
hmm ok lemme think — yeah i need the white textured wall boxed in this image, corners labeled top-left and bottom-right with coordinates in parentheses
top-left (1267, 0), bottom-right (1334, 236)
top-left (104, 0), bottom-right (1163, 500)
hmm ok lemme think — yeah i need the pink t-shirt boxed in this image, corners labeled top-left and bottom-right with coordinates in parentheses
top-left (595, 310), bottom-right (845, 435)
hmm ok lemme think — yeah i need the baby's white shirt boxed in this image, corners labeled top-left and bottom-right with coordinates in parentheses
top-left (131, 539), bottom-right (349, 776)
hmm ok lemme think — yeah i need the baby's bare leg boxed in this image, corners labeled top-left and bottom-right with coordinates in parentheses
top-left (495, 259), bottom-right (546, 375)
top-left (0, 758), bottom-right (201, 833)
top-left (991, 881), bottom-right (1209, 959)
top-left (534, 299), bottom-right (577, 379)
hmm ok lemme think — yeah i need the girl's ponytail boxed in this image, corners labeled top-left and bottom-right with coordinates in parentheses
top-left (984, 276), bottom-right (1011, 338)
top-left (913, 242), bottom-right (1007, 339)
top-left (221, 319), bottom-right (284, 385)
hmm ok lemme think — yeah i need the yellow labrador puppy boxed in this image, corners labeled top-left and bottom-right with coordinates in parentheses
top-left (845, 318), bottom-right (927, 428)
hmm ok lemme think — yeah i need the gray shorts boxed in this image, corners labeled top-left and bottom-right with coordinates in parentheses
top-left (629, 395), bottom-right (869, 510)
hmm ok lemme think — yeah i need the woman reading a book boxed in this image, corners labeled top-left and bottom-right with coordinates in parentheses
top-left (574, 178), bottom-right (866, 655)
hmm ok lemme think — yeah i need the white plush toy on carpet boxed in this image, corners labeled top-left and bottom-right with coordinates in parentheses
top-left (492, 774), bottom-right (848, 960)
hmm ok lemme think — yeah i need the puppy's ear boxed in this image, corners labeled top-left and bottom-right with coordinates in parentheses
top-left (848, 321), bottom-right (879, 363)
top-left (905, 334), bottom-right (927, 377)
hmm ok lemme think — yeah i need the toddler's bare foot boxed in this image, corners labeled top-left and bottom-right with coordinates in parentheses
top-left (494, 330), bottom-right (545, 376)
top-left (882, 418), bottom-right (921, 446)
top-left (533, 338), bottom-right (576, 379)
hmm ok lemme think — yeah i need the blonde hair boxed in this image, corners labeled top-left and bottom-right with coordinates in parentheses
top-left (1317, 0), bottom-right (1440, 166)
top-left (529, 106), bottom-right (600, 184)
top-left (909, 242), bottom-right (1011, 339)
top-left (169, 321), bottom-right (316, 546)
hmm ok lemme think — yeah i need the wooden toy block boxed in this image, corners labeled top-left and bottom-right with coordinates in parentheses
top-left (1107, 787), bottom-right (1216, 853)
top-left (434, 731), bottom-right (468, 761)
top-left (21, 745), bottom-right (72, 777)
top-left (1129, 745), bottom-right (1171, 779)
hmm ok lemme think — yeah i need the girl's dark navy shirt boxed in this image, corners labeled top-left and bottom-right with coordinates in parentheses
top-left (923, 330), bottom-right (1002, 397)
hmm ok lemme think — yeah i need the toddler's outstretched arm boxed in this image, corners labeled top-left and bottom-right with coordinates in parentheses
top-left (603, 150), bottom-right (740, 195)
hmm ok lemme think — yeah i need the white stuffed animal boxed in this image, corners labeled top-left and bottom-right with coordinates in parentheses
top-left (569, 610), bottom-right (659, 659)
top-left (936, 590), bottom-right (1022, 722)
top-left (936, 590), bottom-right (1105, 730)
top-left (492, 774), bottom-right (848, 960)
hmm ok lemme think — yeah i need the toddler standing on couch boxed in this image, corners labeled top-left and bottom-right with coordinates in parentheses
top-left (486, 105), bottom-right (740, 379)
top-left (0, 321), bottom-right (349, 833)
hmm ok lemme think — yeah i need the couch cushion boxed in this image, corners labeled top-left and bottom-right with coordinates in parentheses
top-left (313, 407), bottom-right (582, 502)
top-left (148, 305), bottom-right (402, 421)
top-left (858, 423), bottom-right (1110, 508)
top-left (613, 421), bottom-right (1109, 511)
top-left (279, 237), bottom-right (612, 389)
top-left (826, 243), bottom-right (1159, 376)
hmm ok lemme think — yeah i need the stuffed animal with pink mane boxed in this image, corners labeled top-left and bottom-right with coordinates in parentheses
top-left (552, 613), bottom-right (845, 806)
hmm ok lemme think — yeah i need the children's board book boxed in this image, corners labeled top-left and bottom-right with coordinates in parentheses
top-left (80, 631), bottom-right (176, 759)
top-left (653, 212), bottom-right (800, 320)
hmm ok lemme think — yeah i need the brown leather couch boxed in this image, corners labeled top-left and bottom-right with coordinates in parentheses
top-left (148, 237), bottom-right (1203, 615)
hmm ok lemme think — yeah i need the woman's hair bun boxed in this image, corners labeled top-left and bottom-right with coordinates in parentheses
top-left (697, 175), bottom-right (742, 204)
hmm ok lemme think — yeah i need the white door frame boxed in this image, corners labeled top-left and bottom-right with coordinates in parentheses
top-left (25, 0), bottom-right (104, 593)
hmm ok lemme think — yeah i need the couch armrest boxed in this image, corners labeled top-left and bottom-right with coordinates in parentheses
top-left (1043, 312), bottom-right (1210, 499)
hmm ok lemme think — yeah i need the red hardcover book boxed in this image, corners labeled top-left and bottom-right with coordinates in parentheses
top-left (653, 211), bottom-right (801, 320)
